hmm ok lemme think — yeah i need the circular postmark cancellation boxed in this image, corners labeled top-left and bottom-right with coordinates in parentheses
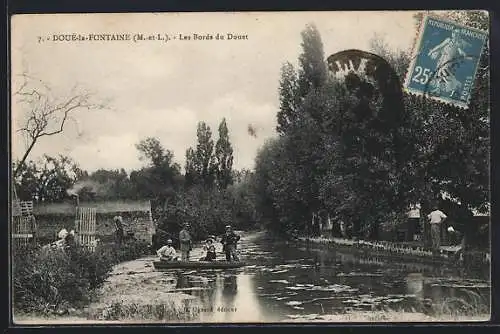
top-left (404, 14), bottom-right (488, 109)
top-left (326, 49), bottom-right (404, 127)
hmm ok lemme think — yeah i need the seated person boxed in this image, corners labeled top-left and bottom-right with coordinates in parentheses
top-left (200, 236), bottom-right (217, 261)
top-left (157, 239), bottom-right (179, 261)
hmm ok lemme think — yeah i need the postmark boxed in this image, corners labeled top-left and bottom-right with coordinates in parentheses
top-left (404, 15), bottom-right (488, 109)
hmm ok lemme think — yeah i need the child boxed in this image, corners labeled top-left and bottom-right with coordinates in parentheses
top-left (202, 236), bottom-right (217, 261)
top-left (157, 239), bottom-right (179, 262)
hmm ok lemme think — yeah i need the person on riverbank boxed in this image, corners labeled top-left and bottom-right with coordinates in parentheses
top-left (221, 225), bottom-right (240, 262)
top-left (179, 223), bottom-right (192, 262)
top-left (157, 239), bottom-right (179, 261)
top-left (113, 215), bottom-right (125, 245)
top-left (200, 236), bottom-right (217, 261)
top-left (427, 206), bottom-right (447, 252)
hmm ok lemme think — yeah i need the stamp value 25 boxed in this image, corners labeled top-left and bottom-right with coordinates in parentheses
top-left (404, 15), bottom-right (488, 109)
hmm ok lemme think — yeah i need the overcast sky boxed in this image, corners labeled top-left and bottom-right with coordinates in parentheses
top-left (11, 11), bottom-right (421, 173)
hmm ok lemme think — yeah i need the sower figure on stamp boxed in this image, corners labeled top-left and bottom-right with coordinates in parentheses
top-left (427, 29), bottom-right (469, 95)
top-left (221, 225), bottom-right (240, 262)
top-left (427, 206), bottom-right (447, 253)
top-left (179, 223), bottom-right (192, 261)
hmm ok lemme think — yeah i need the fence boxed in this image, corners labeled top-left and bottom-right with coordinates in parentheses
top-left (12, 200), bottom-right (35, 247)
top-left (75, 207), bottom-right (97, 251)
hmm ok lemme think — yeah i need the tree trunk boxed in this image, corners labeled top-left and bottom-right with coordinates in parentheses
top-left (13, 138), bottom-right (38, 177)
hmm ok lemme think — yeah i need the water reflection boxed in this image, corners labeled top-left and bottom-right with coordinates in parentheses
top-left (167, 233), bottom-right (490, 321)
top-left (406, 273), bottom-right (424, 299)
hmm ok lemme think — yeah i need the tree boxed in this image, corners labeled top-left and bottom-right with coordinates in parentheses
top-left (185, 122), bottom-right (215, 187)
top-left (14, 154), bottom-right (84, 202)
top-left (13, 73), bottom-right (107, 177)
top-left (135, 137), bottom-right (173, 168)
top-left (276, 62), bottom-right (300, 135)
top-left (184, 147), bottom-right (200, 186)
top-left (296, 23), bottom-right (328, 102)
top-left (86, 168), bottom-right (133, 200)
top-left (367, 11), bottom-right (490, 244)
top-left (214, 118), bottom-right (234, 189)
top-left (132, 137), bottom-right (182, 206)
top-left (413, 11), bottom-right (489, 243)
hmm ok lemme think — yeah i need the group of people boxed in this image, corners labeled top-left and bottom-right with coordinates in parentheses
top-left (156, 223), bottom-right (241, 262)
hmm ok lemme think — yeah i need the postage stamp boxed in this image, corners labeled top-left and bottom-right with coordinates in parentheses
top-left (10, 11), bottom-right (490, 325)
top-left (404, 15), bottom-right (488, 108)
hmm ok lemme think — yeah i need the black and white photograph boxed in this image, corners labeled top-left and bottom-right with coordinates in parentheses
top-left (10, 11), bottom-right (491, 324)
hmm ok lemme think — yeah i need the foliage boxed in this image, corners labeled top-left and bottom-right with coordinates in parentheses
top-left (12, 240), bottom-right (150, 314)
top-left (185, 122), bottom-right (216, 188)
top-left (14, 155), bottom-right (85, 202)
top-left (214, 118), bottom-right (234, 189)
top-left (276, 62), bottom-right (300, 134)
top-left (297, 23), bottom-right (328, 100)
top-left (160, 185), bottom-right (233, 241)
top-left (381, 11), bottom-right (490, 234)
top-left (13, 244), bottom-right (111, 313)
top-left (99, 239), bottom-right (152, 263)
top-left (254, 13), bottom-right (489, 241)
top-left (131, 137), bottom-right (183, 206)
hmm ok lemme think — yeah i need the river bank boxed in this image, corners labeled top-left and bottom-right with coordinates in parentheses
top-left (13, 231), bottom-right (491, 324)
top-left (294, 236), bottom-right (490, 267)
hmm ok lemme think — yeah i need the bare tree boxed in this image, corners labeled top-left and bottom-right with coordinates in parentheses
top-left (12, 73), bottom-right (108, 177)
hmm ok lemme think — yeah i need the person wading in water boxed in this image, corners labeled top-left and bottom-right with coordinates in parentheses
top-left (179, 223), bottom-right (192, 261)
top-left (220, 225), bottom-right (240, 262)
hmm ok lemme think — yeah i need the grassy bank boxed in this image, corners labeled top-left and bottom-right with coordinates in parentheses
top-left (12, 239), bottom-right (151, 316)
top-left (295, 236), bottom-right (490, 266)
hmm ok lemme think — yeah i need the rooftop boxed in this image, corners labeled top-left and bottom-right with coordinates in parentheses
top-left (33, 200), bottom-right (152, 216)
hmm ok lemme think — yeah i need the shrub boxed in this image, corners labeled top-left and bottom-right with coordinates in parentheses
top-left (13, 244), bottom-right (97, 313)
top-left (12, 239), bottom-right (150, 314)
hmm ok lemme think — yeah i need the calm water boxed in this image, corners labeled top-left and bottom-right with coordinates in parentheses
top-left (164, 232), bottom-right (490, 322)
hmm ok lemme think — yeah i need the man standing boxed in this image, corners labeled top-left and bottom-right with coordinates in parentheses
top-left (179, 223), bottom-right (192, 262)
top-left (427, 206), bottom-right (447, 252)
top-left (221, 225), bottom-right (240, 262)
top-left (113, 216), bottom-right (124, 245)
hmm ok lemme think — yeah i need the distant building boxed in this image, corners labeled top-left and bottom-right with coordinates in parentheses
top-left (33, 200), bottom-right (155, 244)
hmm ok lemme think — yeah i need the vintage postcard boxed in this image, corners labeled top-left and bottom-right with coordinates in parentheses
top-left (10, 11), bottom-right (490, 324)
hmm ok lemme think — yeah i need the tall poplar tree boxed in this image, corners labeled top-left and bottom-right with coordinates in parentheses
top-left (184, 121), bottom-right (215, 187)
top-left (276, 62), bottom-right (300, 135)
top-left (214, 118), bottom-right (234, 189)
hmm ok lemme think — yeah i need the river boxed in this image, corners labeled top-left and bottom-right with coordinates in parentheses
top-left (163, 231), bottom-right (490, 322)
top-left (16, 230), bottom-right (490, 324)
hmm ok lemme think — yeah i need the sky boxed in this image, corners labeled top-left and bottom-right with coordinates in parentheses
top-left (11, 11), bottom-right (421, 173)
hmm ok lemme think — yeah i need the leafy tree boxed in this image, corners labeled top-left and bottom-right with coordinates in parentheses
top-left (184, 147), bottom-right (200, 186)
top-left (14, 155), bottom-right (84, 202)
top-left (297, 23), bottom-right (328, 102)
top-left (276, 62), bottom-right (300, 135)
top-left (185, 122), bottom-right (216, 187)
top-left (366, 11), bottom-right (490, 244)
top-left (214, 118), bottom-right (234, 189)
top-left (86, 168), bottom-right (133, 200)
top-left (131, 137), bottom-right (182, 207)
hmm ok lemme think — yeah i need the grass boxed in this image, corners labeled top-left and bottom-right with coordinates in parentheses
top-left (12, 239), bottom-right (151, 316)
top-left (87, 299), bottom-right (200, 322)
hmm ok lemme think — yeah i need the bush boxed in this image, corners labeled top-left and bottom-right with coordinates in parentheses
top-left (13, 244), bottom-right (100, 313)
top-left (12, 239), bottom-right (150, 314)
top-left (98, 239), bottom-right (152, 264)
